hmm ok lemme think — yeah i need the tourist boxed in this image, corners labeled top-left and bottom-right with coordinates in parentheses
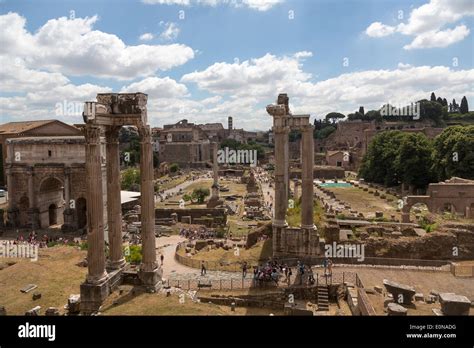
top-left (287, 267), bottom-right (292, 286)
top-left (323, 258), bottom-right (329, 276)
top-left (160, 254), bottom-right (164, 266)
top-left (201, 261), bottom-right (207, 276)
top-left (242, 261), bottom-right (248, 278)
top-left (327, 258), bottom-right (333, 277)
top-left (307, 266), bottom-right (315, 285)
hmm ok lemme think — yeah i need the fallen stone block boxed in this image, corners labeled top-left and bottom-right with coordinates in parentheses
top-left (374, 286), bottom-right (383, 294)
top-left (0, 306), bottom-right (6, 316)
top-left (414, 293), bottom-right (424, 302)
top-left (25, 306), bottom-right (41, 316)
top-left (383, 279), bottom-right (416, 304)
top-left (67, 294), bottom-right (81, 314)
top-left (32, 292), bottom-right (42, 301)
top-left (45, 307), bottom-right (60, 316)
top-left (387, 303), bottom-right (407, 316)
top-left (439, 293), bottom-right (471, 316)
top-left (20, 284), bottom-right (38, 293)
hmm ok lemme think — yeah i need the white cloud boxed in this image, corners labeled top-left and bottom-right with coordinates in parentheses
top-left (142, 0), bottom-right (283, 11)
top-left (404, 25), bottom-right (470, 50)
top-left (181, 51), bottom-right (313, 97)
top-left (365, 0), bottom-right (474, 49)
top-left (180, 52), bottom-right (474, 127)
top-left (397, 62), bottom-right (412, 69)
top-left (0, 12), bottom-right (194, 80)
top-left (365, 22), bottom-right (396, 37)
top-left (139, 32), bottom-right (154, 41)
top-left (159, 22), bottom-right (180, 41)
top-left (120, 76), bottom-right (189, 98)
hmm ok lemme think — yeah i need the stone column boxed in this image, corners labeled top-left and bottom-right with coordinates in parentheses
top-left (84, 125), bottom-right (108, 284)
top-left (138, 125), bottom-right (161, 289)
top-left (6, 166), bottom-right (13, 211)
top-left (6, 166), bottom-right (19, 227)
top-left (27, 167), bottom-right (40, 229)
top-left (61, 167), bottom-right (75, 232)
top-left (211, 142), bottom-right (219, 200)
top-left (273, 126), bottom-right (289, 228)
top-left (106, 126), bottom-right (125, 270)
top-left (301, 125), bottom-right (314, 231)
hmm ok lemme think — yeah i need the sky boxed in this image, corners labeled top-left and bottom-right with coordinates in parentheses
top-left (0, 0), bottom-right (473, 130)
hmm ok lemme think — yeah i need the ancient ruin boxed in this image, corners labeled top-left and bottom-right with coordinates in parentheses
top-left (80, 93), bottom-right (161, 313)
top-left (266, 94), bottom-right (320, 257)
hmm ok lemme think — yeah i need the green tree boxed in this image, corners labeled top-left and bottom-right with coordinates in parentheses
top-left (192, 187), bottom-right (210, 204)
top-left (359, 131), bottom-right (406, 186)
top-left (121, 168), bottom-right (140, 191)
top-left (169, 163), bottom-right (179, 173)
top-left (325, 112), bottom-right (345, 124)
top-left (432, 125), bottom-right (474, 181)
top-left (430, 92), bottom-right (436, 102)
top-left (396, 133), bottom-right (434, 188)
top-left (358, 106), bottom-right (365, 115)
top-left (460, 96), bottom-right (469, 114)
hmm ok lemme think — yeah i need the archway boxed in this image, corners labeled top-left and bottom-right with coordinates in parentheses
top-left (49, 204), bottom-right (57, 226)
top-left (39, 177), bottom-right (64, 228)
top-left (76, 197), bottom-right (87, 229)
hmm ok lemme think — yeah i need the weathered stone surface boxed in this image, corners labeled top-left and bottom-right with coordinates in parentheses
top-left (45, 307), bottom-right (60, 316)
top-left (25, 306), bottom-right (41, 316)
top-left (414, 293), bottom-right (424, 302)
top-left (67, 294), bottom-right (81, 314)
top-left (20, 284), bottom-right (37, 293)
top-left (387, 303), bottom-right (407, 316)
top-left (32, 292), bottom-right (42, 300)
top-left (374, 286), bottom-right (383, 294)
top-left (383, 279), bottom-right (415, 304)
top-left (439, 293), bottom-right (471, 316)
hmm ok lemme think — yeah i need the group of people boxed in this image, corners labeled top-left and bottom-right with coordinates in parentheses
top-left (11, 232), bottom-right (75, 248)
top-left (179, 227), bottom-right (216, 240)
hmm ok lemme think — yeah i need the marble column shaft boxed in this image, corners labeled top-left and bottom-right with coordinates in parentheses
top-left (139, 125), bottom-right (158, 272)
top-left (301, 125), bottom-right (314, 230)
top-left (85, 125), bottom-right (108, 284)
top-left (106, 126), bottom-right (125, 269)
top-left (273, 126), bottom-right (289, 227)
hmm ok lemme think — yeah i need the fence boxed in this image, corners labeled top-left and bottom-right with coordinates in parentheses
top-left (450, 263), bottom-right (474, 277)
top-left (164, 271), bottom-right (358, 291)
top-left (175, 242), bottom-right (451, 273)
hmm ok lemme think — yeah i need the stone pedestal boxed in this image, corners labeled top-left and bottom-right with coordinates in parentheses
top-left (138, 267), bottom-right (163, 292)
top-left (80, 279), bottom-right (109, 314)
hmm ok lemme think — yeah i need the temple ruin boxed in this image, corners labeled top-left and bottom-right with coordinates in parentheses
top-left (80, 93), bottom-right (161, 314)
top-left (266, 94), bottom-right (320, 257)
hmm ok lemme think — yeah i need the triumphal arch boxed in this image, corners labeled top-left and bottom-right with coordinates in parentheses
top-left (267, 94), bottom-right (320, 257)
top-left (80, 93), bottom-right (161, 313)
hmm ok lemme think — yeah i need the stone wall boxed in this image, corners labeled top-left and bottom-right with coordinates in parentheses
top-left (155, 207), bottom-right (227, 226)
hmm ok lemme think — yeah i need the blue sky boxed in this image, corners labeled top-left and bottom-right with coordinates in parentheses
top-left (1, 0), bottom-right (473, 130)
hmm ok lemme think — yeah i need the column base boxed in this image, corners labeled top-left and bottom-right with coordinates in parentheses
top-left (138, 266), bottom-right (162, 292)
top-left (80, 277), bottom-right (110, 315)
top-left (107, 258), bottom-right (126, 271)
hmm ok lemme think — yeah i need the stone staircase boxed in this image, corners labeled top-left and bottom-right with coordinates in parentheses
top-left (317, 286), bottom-right (329, 311)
